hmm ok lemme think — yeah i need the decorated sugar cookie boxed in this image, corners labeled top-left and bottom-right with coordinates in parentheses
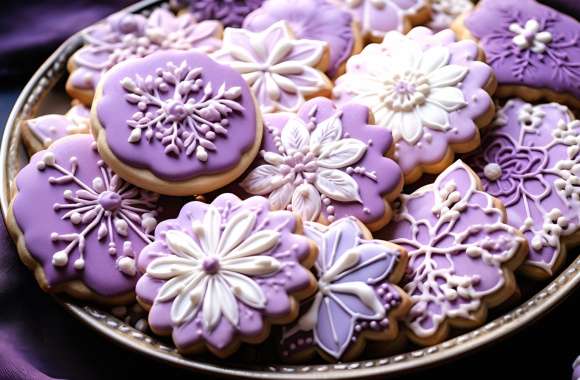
top-left (428, 0), bottom-right (473, 32)
top-left (67, 8), bottom-right (223, 105)
top-left (21, 102), bottom-right (90, 154)
top-left (171, 0), bottom-right (264, 28)
top-left (240, 97), bottom-right (403, 231)
top-left (243, 0), bottom-right (361, 78)
top-left (454, 0), bottom-right (580, 108)
top-left (135, 193), bottom-right (317, 357)
top-left (334, 27), bottom-right (496, 184)
top-left (329, 0), bottom-right (430, 42)
top-left (281, 218), bottom-right (409, 362)
top-left (92, 50), bottom-right (261, 196)
top-left (378, 160), bottom-right (527, 345)
top-left (7, 135), bottom-right (161, 304)
top-left (212, 21), bottom-right (332, 113)
top-left (464, 99), bottom-right (580, 278)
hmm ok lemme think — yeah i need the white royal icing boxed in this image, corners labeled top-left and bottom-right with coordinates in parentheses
top-left (509, 19), bottom-right (552, 53)
top-left (146, 205), bottom-right (281, 329)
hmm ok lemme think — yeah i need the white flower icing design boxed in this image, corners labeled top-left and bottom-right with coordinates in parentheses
top-left (36, 150), bottom-right (159, 275)
top-left (121, 60), bottom-right (244, 161)
top-left (145, 205), bottom-right (282, 329)
top-left (509, 19), bottom-right (552, 53)
top-left (213, 21), bottom-right (330, 113)
top-left (335, 39), bottom-right (468, 144)
top-left (241, 110), bottom-right (369, 221)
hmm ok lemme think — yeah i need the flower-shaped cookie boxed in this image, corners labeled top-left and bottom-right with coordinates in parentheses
top-left (136, 194), bottom-right (316, 357)
top-left (334, 27), bottom-right (496, 183)
top-left (93, 50), bottom-right (260, 196)
top-left (281, 218), bottom-right (408, 362)
top-left (458, 0), bottom-right (580, 108)
top-left (329, 0), bottom-right (429, 41)
top-left (243, 0), bottom-right (360, 77)
top-left (212, 21), bottom-right (332, 113)
top-left (379, 160), bottom-right (527, 345)
top-left (240, 97), bottom-right (403, 230)
top-left (172, 0), bottom-right (264, 28)
top-left (465, 99), bottom-right (580, 278)
top-left (7, 135), bottom-right (161, 303)
top-left (67, 8), bottom-right (222, 104)
top-left (21, 102), bottom-right (90, 155)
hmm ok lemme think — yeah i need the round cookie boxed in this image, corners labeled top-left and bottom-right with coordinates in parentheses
top-left (329, 0), bottom-right (430, 42)
top-left (7, 135), bottom-right (162, 304)
top-left (240, 97), bottom-right (404, 231)
top-left (464, 99), bottom-right (580, 279)
top-left (66, 8), bottom-right (223, 105)
top-left (242, 0), bottom-right (362, 78)
top-left (281, 217), bottom-right (409, 362)
top-left (334, 27), bottom-right (496, 184)
top-left (453, 0), bottom-right (580, 109)
top-left (212, 21), bottom-right (332, 113)
top-left (21, 103), bottom-right (90, 155)
top-left (378, 160), bottom-right (527, 346)
top-left (135, 193), bottom-right (317, 358)
top-left (172, 0), bottom-right (264, 28)
top-left (92, 50), bottom-right (262, 196)
top-left (428, 0), bottom-right (473, 32)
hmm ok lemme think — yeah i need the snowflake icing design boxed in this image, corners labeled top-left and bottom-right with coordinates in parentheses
top-left (121, 60), bottom-right (245, 160)
top-left (36, 150), bottom-right (159, 276)
top-left (335, 34), bottom-right (468, 144)
top-left (383, 161), bottom-right (524, 339)
top-left (241, 105), bottom-right (375, 222)
top-left (466, 99), bottom-right (580, 274)
top-left (212, 21), bottom-right (330, 113)
top-left (70, 9), bottom-right (222, 91)
top-left (145, 204), bottom-right (282, 328)
top-left (281, 218), bottom-right (403, 360)
top-left (428, 0), bottom-right (473, 31)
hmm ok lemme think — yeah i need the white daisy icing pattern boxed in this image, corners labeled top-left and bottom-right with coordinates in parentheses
top-left (212, 21), bottom-right (332, 113)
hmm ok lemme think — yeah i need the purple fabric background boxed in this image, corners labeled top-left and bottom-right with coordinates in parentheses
top-left (0, 0), bottom-right (578, 379)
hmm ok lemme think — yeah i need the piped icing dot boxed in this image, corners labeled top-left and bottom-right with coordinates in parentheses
top-left (483, 163), bottom-right (502, 181)
top-left (202, 256), bottom-right (220, 274)
top-left (98, 190), bottom-right (123, 211)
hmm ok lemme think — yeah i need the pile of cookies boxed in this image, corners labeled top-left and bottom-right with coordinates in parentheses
top-left (7, 0), bottom-right (580, 362)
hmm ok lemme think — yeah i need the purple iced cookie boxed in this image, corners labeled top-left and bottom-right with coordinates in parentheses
top-left (135, 193), bottom-right (316, 357)
top-left (281, 217), bottom-right (408, 361)
top-left (240, 97), bottom-right (403, 231)
top-left (378, 160), bottom-right (527, 345)
top-left (8, 135), bottom-right (161, 303)
top-left (461, 0), bottom-right (580, 107)
top-left (243, 0), bottom-right (359, 78)
top-left (428, 0), bottom-right (473, 32)
top-left (212, 21), bottom-right (332, 113)
top-left (464, 99), bottom-right (580, 278)
top-left (334, 27), bottom-right (496, 183)
top-left (329, 0), bottom-right (429, 41)
top-left (94, 50), bottom-right (261, 196)
top-left (67, 8), bottom-right (223, 105)
top-left (172, 0), bottom-right (264, 28)
top-left (22, 103), bottom-right (90, 154)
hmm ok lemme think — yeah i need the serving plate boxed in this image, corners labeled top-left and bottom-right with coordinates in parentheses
top-left (1, 0), bottom-right (579, 378)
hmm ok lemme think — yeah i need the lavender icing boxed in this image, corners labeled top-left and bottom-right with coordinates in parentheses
top-left (96, 50), bottom-right (258, 184)
top-left (172, 0), bottom-right (264, 28)
top-left (67, 8), bottom-right (222, 99)
top-left (135, 194), bottom-right (314, 355)
top-left (463, 0), bottom-right (580, 100)
top-left (464, 99), bottom-right (580, 277)
top-left (334, 27), bottom-right (495, 182)
top-left (240, 97), bottom-right (403, 230)
top-left (379, 160), bottom-right (526, 343)
top-left (24, 107), bottom-right (90, 153)
top-left (243, 0), bottom-right (356, 77)
top-left (281, 218), bottom-right (404, 361)
top-left (11, 135), bottom-right (161, 299)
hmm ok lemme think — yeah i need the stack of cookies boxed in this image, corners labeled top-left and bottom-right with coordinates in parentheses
top-left (7, 0), bottom-right (580, 361)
